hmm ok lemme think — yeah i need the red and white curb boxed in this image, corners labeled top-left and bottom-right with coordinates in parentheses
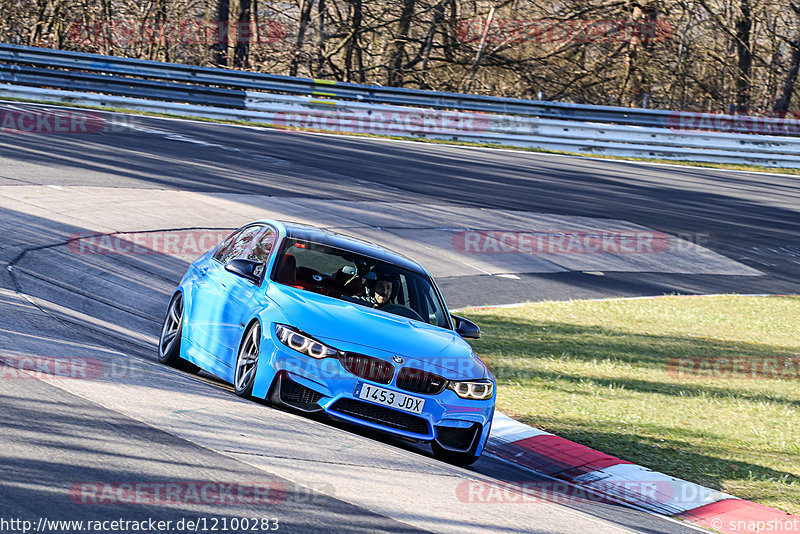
top-left (486, 413), bottom-right (798, 533)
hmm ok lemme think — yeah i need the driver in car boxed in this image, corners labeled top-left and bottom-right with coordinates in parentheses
top-left (371, 279), bottom-right (393, 308)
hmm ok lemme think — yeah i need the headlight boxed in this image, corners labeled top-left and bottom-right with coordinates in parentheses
top-left (275, 324), bottom-right (339, 359)
top-left (447, 379), bottom-right (494, 400)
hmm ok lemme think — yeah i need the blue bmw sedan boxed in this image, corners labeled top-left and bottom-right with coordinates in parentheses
top-left (158, 220), bottom-right (495, 464)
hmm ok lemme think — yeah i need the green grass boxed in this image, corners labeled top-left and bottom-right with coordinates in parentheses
top-left (461, 296), bottom-right (800, 514)
top-left (4, 95), bottom-right (800, 176)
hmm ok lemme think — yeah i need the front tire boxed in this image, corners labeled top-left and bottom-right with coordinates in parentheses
top-left (234, 321), bottom-right (261, 398)
top-left (158, 292), bottom-right (198, 372)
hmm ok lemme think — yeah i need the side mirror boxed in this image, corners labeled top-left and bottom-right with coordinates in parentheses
top-left (452, 314), bottom-right (481, 339)
top-left (225, 259), bottom-right (265, 284)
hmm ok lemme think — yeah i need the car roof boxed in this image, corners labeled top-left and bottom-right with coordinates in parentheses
top-left (264, 220), bottom-right (428, 275)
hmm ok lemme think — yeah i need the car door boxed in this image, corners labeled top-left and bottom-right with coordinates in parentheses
top-left (188, 224), bottom-right (265, 367)
top-left (183, 227), bottom-right (242, 360)
top-left (213, 225), bottom-right (278, 366)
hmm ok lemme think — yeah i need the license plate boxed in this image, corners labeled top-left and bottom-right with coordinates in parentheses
top-left (355, 382), bottom-right (424, 414)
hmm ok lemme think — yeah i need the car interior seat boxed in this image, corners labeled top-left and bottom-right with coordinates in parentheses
top-left (327, 266), bottom-right (362, 298)
top-left (275, 253), bottom-right (298, 286)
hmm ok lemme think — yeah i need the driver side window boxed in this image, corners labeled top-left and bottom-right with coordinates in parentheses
top-left (213, 225), bottom-right (264, 264)
top-left (245, 227), bottom-right (276, 263)
top-left (213, 228), bottom-right (243, 263)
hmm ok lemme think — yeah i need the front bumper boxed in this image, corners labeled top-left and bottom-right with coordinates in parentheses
top-left (266, 343), bottom-right (495, 453)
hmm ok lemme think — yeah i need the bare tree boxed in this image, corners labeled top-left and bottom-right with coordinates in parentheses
top-left (289, 0), bottom-right (315, 76)
top-left (735, 0), bottom-right (753, 111)
top-left (385, 0), bottom-right (415, 86)
top-left (212, 0), bottom-right (230, 66)
top-left (4, 0), bottom-right (800, 113)
top-left (343, 0), bottom-right (364, 82)
top-left (233, 0), bottom-right (251, 67)
top-left (774, 2), bottom-right (800, 112)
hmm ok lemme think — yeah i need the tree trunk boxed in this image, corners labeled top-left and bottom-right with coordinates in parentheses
top-left (29, 0), bottom-right (50, 45)
top-left (343, 0), bottom-right (362, 82)
top-left (251, 0), bottom-right (259, 47)
top-left (622, 3), bottom-right (643, 107)
top-left (154, 0), bottom-right (169, 61)
top-left (735, 0), bottom-right (753, 113)
top-left (233, 0), bottom-right (252, 68)
top-left (212, 0), bottom-right (230, 66)
top-left (386, 0), bottom-right (415, 86)
top-left (419, 0), bottom-right (445, 78)
top-left (621, 1), bottom-right (659, 107)
top-left (442, 0), bottom-right (457, 64)
top-left (315, 0), bottom-right (325, 76)
top-left (774, 4), bottom-right (800, 113)
top-left (101, 0), bottom-right (113, 55)
top-left (289, 0), bottom-right (315, 76)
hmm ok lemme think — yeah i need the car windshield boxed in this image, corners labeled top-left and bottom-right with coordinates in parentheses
top-left (272, 238), bottom-right (451, 329)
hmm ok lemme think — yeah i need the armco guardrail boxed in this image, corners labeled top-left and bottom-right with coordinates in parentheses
top-left (0, 44), bottom-right (672, 126)
top-left (1, 44), bottom-right (799, 168)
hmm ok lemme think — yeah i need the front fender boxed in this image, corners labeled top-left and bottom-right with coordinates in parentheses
top-left (473, 407), bottom-right (495, 456)
top-left (178, 259), bottom-right (209, 341)
top-left (248, 301), bottom-right (285, 399)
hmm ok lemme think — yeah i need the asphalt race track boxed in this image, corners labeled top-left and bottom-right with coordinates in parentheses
top-left (1, 102), bottom-right (798, 533)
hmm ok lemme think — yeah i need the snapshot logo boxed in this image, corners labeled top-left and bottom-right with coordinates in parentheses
top-left (67, 230), bottom-right (231, 256)
top-left (668, 111), bottom-right (800, 135)
top-left (667, 357), bottom-right (800, 380)
top-left (0, 355), bottom-right (137, 380)
top-left (456, 480), bottom-right (675, 506)
top-left (452, 230), bottom-right (671, 255)
top-left (711, 517), bottom-right (800, 533)
top-left (67, 20), bottom-right (287, 46)
top-left (272, 109), bottom-right (490, 136)
top-left (455, 19), bottom-right (674, 44)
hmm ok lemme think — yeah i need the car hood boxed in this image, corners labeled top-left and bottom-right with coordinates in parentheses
top-left (266, 284), bottom-right (487, 379)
